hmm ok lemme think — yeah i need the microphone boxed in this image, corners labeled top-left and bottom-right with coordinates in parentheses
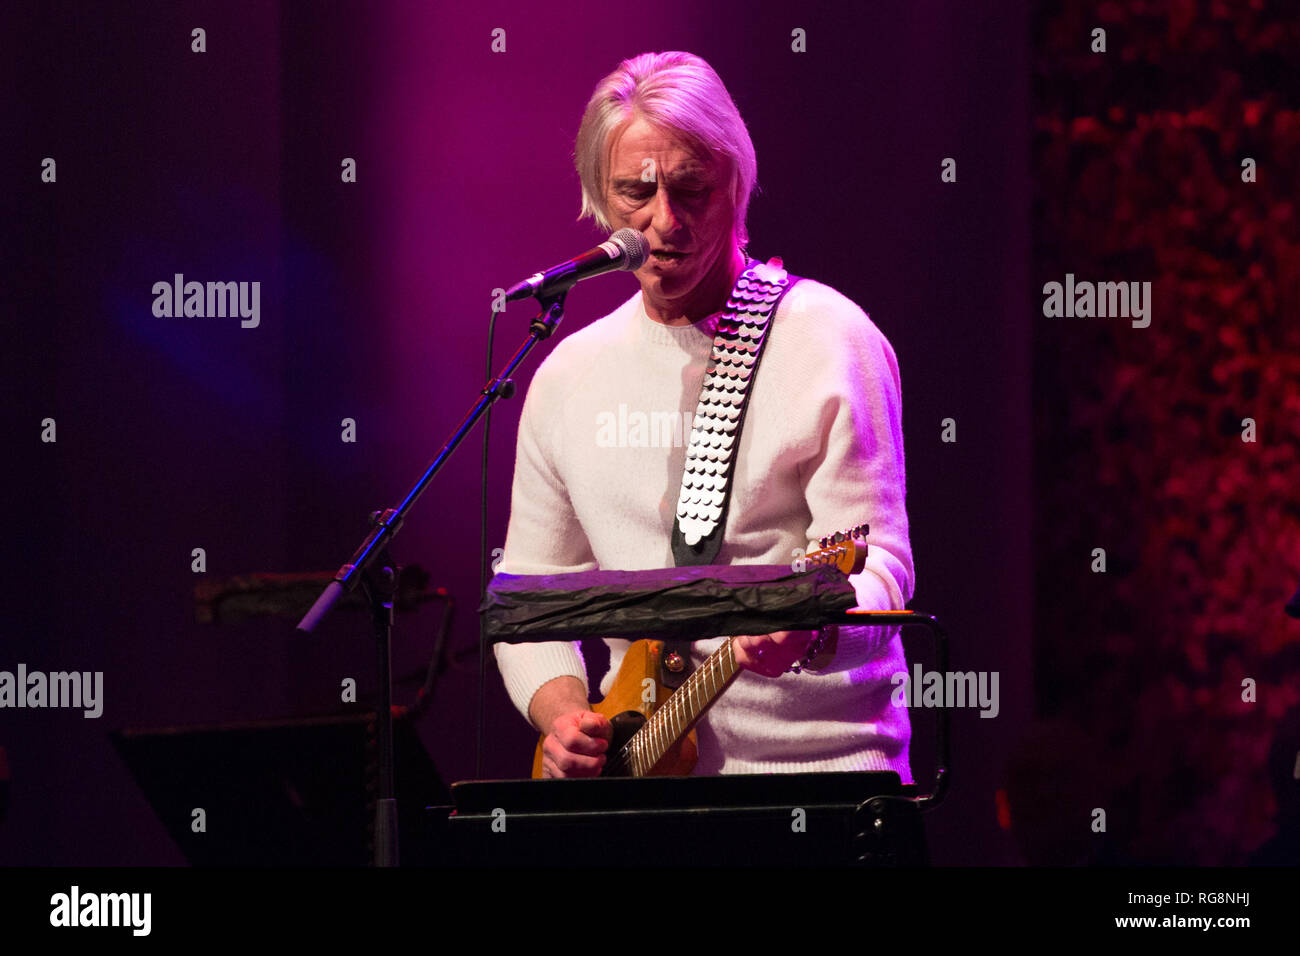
top-left (504, 229), bottom-right (649, 302)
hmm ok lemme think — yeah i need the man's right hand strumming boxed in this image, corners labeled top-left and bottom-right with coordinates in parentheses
top-left (529, 676), bottom-right (613, 778)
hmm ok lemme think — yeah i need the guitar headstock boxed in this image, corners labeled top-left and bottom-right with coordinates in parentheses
top-left (806, 523), bottom-right (870, 575)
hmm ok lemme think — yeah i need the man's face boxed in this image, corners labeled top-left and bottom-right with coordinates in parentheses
top-left (603, 116), bottom-right (737, 314)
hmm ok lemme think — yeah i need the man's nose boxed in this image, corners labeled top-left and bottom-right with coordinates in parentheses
top-left (649, 186), bottom-right (682, 236)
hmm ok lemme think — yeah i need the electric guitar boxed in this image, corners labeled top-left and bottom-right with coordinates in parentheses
top-left (531, 525), bottom-right (869, 778)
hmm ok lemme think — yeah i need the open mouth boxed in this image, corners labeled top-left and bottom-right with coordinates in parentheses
top-left (651, 250), bottom-right (688, 262)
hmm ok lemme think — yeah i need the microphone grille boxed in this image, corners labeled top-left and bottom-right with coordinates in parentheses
top-left (609, 228), bottom-right (649, 271)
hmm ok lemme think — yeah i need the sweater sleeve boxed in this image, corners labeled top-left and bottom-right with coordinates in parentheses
top-left (492, 364), bottom-right (598, 728)
top-left (798, 300), bottom-right (915, 655)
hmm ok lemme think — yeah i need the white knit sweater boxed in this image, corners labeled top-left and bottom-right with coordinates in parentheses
top-left (494, 273), bottom-right (915, 779)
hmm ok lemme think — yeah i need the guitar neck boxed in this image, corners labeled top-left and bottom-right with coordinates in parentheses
top-left (610, 638), bottom-right (741, 777)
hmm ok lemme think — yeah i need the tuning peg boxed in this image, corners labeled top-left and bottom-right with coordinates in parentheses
top-left (853, 523), bottom-right (869, 538)
top-left (818, 535), bottom-right (829, 549)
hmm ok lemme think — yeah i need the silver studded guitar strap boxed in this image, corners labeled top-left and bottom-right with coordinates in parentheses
top-left (671, 256), bottom-right (802, 567)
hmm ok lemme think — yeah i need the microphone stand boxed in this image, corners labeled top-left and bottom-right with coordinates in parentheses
top-left (296, 289), bottom-right (569, 867)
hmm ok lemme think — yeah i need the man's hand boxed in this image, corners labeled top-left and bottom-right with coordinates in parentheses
top-left (527, 676), bottom-right (613, 778)
top-left (540, 710), bottom-right (613, 778)
top-left (731, 630), bottom-right (819, 677)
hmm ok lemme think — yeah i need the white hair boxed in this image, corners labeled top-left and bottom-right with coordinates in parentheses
top-left (574, 51), bottom-right (758, 247)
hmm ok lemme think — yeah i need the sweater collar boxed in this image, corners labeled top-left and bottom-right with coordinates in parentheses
top-left (636, 292), bottom-right (726, 349)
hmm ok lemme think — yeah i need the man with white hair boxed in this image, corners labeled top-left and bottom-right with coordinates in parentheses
top-left (494, 51), bottom-right (915, 780)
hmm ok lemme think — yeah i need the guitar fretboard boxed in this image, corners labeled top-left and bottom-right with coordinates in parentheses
top-left (607, 638), bottom-right (741, 777)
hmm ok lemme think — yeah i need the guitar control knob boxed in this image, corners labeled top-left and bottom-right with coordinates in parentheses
top-left (664, 652), bottom-right (686, 673)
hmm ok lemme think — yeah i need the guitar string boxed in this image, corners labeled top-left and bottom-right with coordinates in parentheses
top-left (647, 639), bottom-right (725, 772)
top-left (624, 625), bottom-right (770, 773)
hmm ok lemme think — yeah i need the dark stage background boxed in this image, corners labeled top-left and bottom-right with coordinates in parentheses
top-left (3, 0), bottom-right (1292, 868)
